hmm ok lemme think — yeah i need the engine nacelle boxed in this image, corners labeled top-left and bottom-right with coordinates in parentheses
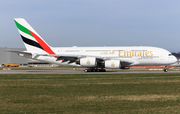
top-left (80, 57), bottom-right (97, 67)
top-left (105, 60), bottom-right (121, 69)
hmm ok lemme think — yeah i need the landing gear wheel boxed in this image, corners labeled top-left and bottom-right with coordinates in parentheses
top-left (164, 69), bottom-right (168, 72)
top-left (84, 69), bottom-right (106, 72)
top-left (84, 69), bottom-right (88, 72)
top-left (164, 66), bottom-right (168, 72)
top-left (99, 69), bottom-right (106, 72)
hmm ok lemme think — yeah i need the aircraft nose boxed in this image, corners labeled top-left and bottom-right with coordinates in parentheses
top-left (167, 54), bottom-right (177, 64)
top-left (172, 55), bottom-right (177, 63)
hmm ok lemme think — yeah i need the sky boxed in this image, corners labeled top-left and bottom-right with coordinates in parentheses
top-left (1, 0), bottom-right (180, 52)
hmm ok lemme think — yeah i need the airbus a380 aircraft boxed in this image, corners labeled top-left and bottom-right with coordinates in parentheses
top-left (12, 18), bottom-right (177, 72)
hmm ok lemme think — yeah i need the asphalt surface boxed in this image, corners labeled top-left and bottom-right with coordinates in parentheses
top-left (0, 69), bottom-right (180, 74)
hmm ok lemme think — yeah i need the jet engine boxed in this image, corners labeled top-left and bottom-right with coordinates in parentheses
top-left (80, 57), bottom-right (97, 67)
top-left (105, 60), bottom-right (121, 69)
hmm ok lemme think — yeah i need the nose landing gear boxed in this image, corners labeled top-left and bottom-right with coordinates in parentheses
top-left (164, 66), bottom-right (168, 72)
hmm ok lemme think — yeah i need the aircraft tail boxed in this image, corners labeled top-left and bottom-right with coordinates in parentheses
top-left (14, 18), bottom-right (55, 54)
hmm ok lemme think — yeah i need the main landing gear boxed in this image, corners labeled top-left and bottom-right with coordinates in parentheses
top-left (164, 66), bottom-right (168, 72)
top-left (84, 69), bottom-right (106, 72)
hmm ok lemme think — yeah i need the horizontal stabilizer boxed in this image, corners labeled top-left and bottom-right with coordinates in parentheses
top-left (8, 50), bottom-right (49, 56)
top-left (7, 50), bottom-right (32, 55)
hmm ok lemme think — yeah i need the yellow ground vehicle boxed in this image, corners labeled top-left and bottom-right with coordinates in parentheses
top-left (1, 64), bottom-right (19, 67)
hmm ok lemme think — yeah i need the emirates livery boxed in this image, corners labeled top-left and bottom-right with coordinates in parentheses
top-left (12, 18), bottom-right (177, 72)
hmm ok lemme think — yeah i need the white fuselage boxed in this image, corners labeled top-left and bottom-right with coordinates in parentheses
top-left (29, 46), bottom-right (177, 68)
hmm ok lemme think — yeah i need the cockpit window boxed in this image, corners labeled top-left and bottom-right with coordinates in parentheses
top-left (168, 54), bottom-right (172, 56)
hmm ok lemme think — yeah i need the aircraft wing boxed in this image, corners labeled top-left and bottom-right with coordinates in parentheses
top-left (47, 54), bottom-right (134, 66)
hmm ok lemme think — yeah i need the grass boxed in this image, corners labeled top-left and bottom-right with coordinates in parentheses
top-left (0, 73), bottom-right (180, 113)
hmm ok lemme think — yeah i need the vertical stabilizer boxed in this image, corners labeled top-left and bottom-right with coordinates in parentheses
top-left (14, 18), bottom-right (55, 54)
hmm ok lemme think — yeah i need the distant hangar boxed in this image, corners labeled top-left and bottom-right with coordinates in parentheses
top-left (0, 47), bottom-right (31, 66)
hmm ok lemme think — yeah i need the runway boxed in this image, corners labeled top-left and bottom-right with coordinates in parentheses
top-left (0, 69), bottom-right (180, 74)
